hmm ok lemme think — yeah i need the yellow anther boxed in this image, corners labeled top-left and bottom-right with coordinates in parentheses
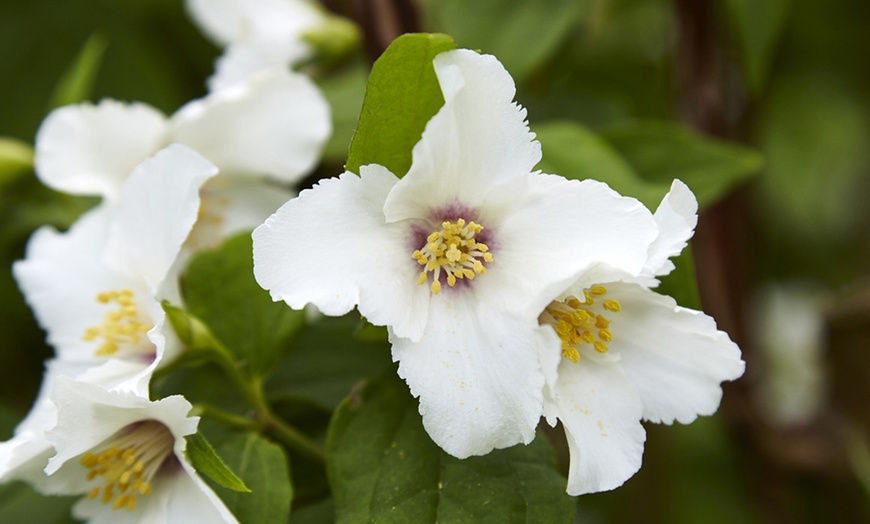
top-left (539, 285), bottom-right (621, 364)
top-left (412, 218), bottom-right (492, 293)
top-left (82, 289), bottom-right (154, 358)
top-left (80, 421), bottom-right (173, 513)
top-left (603, 299), bottom-right (621, 312)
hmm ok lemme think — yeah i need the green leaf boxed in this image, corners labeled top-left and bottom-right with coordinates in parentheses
top-left (345, 33), bottom-right (456, 177)
top-left (181, 233), bottom-right (306, 377)
top-left (0, 482), bottom-right (79, 524)
top-left (186, 432), bottom-right (251, 493)
top-left (420, 0), bottom-right (582, 83)
top-left (721, 0), bottom-right (791, 93)
top-left (600, 120), bottom-right (764, 209)
top-left (326, 369), bottom-right (575, 523)
top-left (534, 121), bottom-right (666, 209)
top-left (48, 32), bottom-right (108, 109)
top-left (0, 138), bottom-right (33, 186)
top-left (265, 315), bottom-right (392, 411)
top-left (318, 61), bottom-right (368, 162)
top-left (214, 433), bottom-right (293, 524)
top-left (656, 247), bottom-right (701, 310)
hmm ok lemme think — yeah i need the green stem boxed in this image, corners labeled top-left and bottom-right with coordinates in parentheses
top-left (194, 404), bottom-right (260, 431)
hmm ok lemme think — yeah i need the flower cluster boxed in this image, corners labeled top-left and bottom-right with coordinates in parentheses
top-left (253, 48), bottom-right (745, 494)
top-left (2, 9), bottom-right (745, 520)
top-left (0, 5), bottom-right (332, 521)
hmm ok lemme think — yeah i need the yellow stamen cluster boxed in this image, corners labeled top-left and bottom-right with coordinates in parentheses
top-left (80, 421), bottom-right (175, 512)
top-left (412, 218), bottom-right (493, 294)
top-left (539, 285), bottom-right (621, 363)
top-left (81, 289), bottom-right (152, 357)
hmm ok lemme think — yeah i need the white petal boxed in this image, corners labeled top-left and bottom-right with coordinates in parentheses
top-left (34, 100), bottom-right (169, 200)
top-left (45, 378), bottom-right (196, 478)
top-left (253, 165), bottom-right (430, 340)
top-left (185, 0), bottom-right (246, 46)
top-left (642, 179), bottom-right (698, 279)
top-left (546, 359), bottom-right (646, 495)
top-left (607, 282), bottom-right (745, 425)
top-left (390, 302), bottom-right (547, 458)
top-left (13, 207), bottom-right (145, 362)
top-left (164, 461), bottom-right (239, 523)
top-left (383, 49), bottom-right (541, 221)
top-left (206, 42), bottom-right (307, 92)
top-left (104, 144), bottom-right (218, 290)
top-left (473, 175), bottom-right (658, 319)
top-left (173, 68), bottom-right (330, 183)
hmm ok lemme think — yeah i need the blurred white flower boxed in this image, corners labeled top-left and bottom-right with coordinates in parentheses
top-left (253, 49), bottom-right (660, 458)
top-left (751, 281), bottom-right (829, 425)
top-left (34, 68), bottom-right (331, 251)
top-left (537, 181), bottom-right (745, 495)
top-left (41, 377), bottom-right (237, 523)
top-left (1, 145), bottom-right (216, 489)
top-left (185, 0), bottom-right (330, 91)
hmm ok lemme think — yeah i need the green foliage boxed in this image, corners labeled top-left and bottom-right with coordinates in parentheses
top-left (0, 482), bottom-right (79, 524)
top-left (317, 62), bottom-right (368, 163)
top-left (345, 33), bottom-right (456, 177)
top-left (721, 0), bottom-right (791, 94)
top-left (420, 0), bottom-right (582, 83)
top-left (48, 32), bottom-right (108, 109)
top-left (600, 121), bottom-right (764, 209)
top-left (186, 432), bottom-right (251, 493)
top-left (0, 138), bottom-right (33, 186)
top-left (326, 370), bottom-right (576, 523)
top-left (214, 433), bottom-right (293, 524)
top-left (181, 234), bottom-right (306, 378)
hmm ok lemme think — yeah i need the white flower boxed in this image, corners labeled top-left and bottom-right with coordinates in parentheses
top-left (536, 180), bottom-right (746, 495)
top-left (750, 281), bottom-right (829, 425)
top-left (253, 49), bottom-right (660, 458)
top-left (40, 377), bottom-right (237, 523)
top-left (185, 0), bottom-right (328, 91)
top-left (34, 68), bottom-right (330, 251)
top-left (13, 144), bottom-right (217, 395)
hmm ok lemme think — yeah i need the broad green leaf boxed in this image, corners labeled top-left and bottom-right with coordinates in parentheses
top-left (534, 121), bottom-right (665, 209)
top-left (420, 0), bottom-right (582, 83)
top-left (0, 482), bottom-right (79, 524)
top-left (48, 32), bottom-right (108, 109)
top-left (186, 432), bottom-right (251, 493)
top-left (326, 370), bottom-right (575, 523)
top-left (214, 433), bottom-right (293, 524)
top-left (757, 76), bottom-right (869, 246)
top-left (601, 121), bottom-right (763, 210)
top-left (265, 315), bottom-right (392, 411)
top-left (0, 138), bottom-right (33, 186)
top-left (722, 0), bottom-right (790, 93)
top-left (345, 33), bottom-right (455, 177)
top-left (182, 233), bottom-right (306, 377)
top-left (317, 61), bottom-right (368, 162)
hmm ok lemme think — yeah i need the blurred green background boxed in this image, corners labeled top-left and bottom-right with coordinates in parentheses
top-left (2, 0), bottom-right (870, 522)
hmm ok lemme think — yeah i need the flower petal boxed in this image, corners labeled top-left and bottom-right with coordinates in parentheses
top-left (34, 100), bottom-right (169, 200)
top-left (473, 175), bottom-right (658, 319)
top-left (173, 68), bottom-right (330, 182)
top-left (545, 358), bottom-right (646, 495)
top-left (104, 144), bottom-right (218, 290)
top-left (44, 377), bottom-right (197, 478)
top-left (206, 42), bottom-right (307, 92)
top-left (13, 207), bottom-right (143, 362)
top-left (390, 302), bottom-right (548, 458)
top-left (643, 179), bottom-right (698, 279)
top-left (184, 0), bottom-right (245, 46)
top-left (383, 49), bottom-right (542, 221)
top-left (253, 165), bottom-right (430, 340)
top-left (607, 282), bottom-right (745, 424)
